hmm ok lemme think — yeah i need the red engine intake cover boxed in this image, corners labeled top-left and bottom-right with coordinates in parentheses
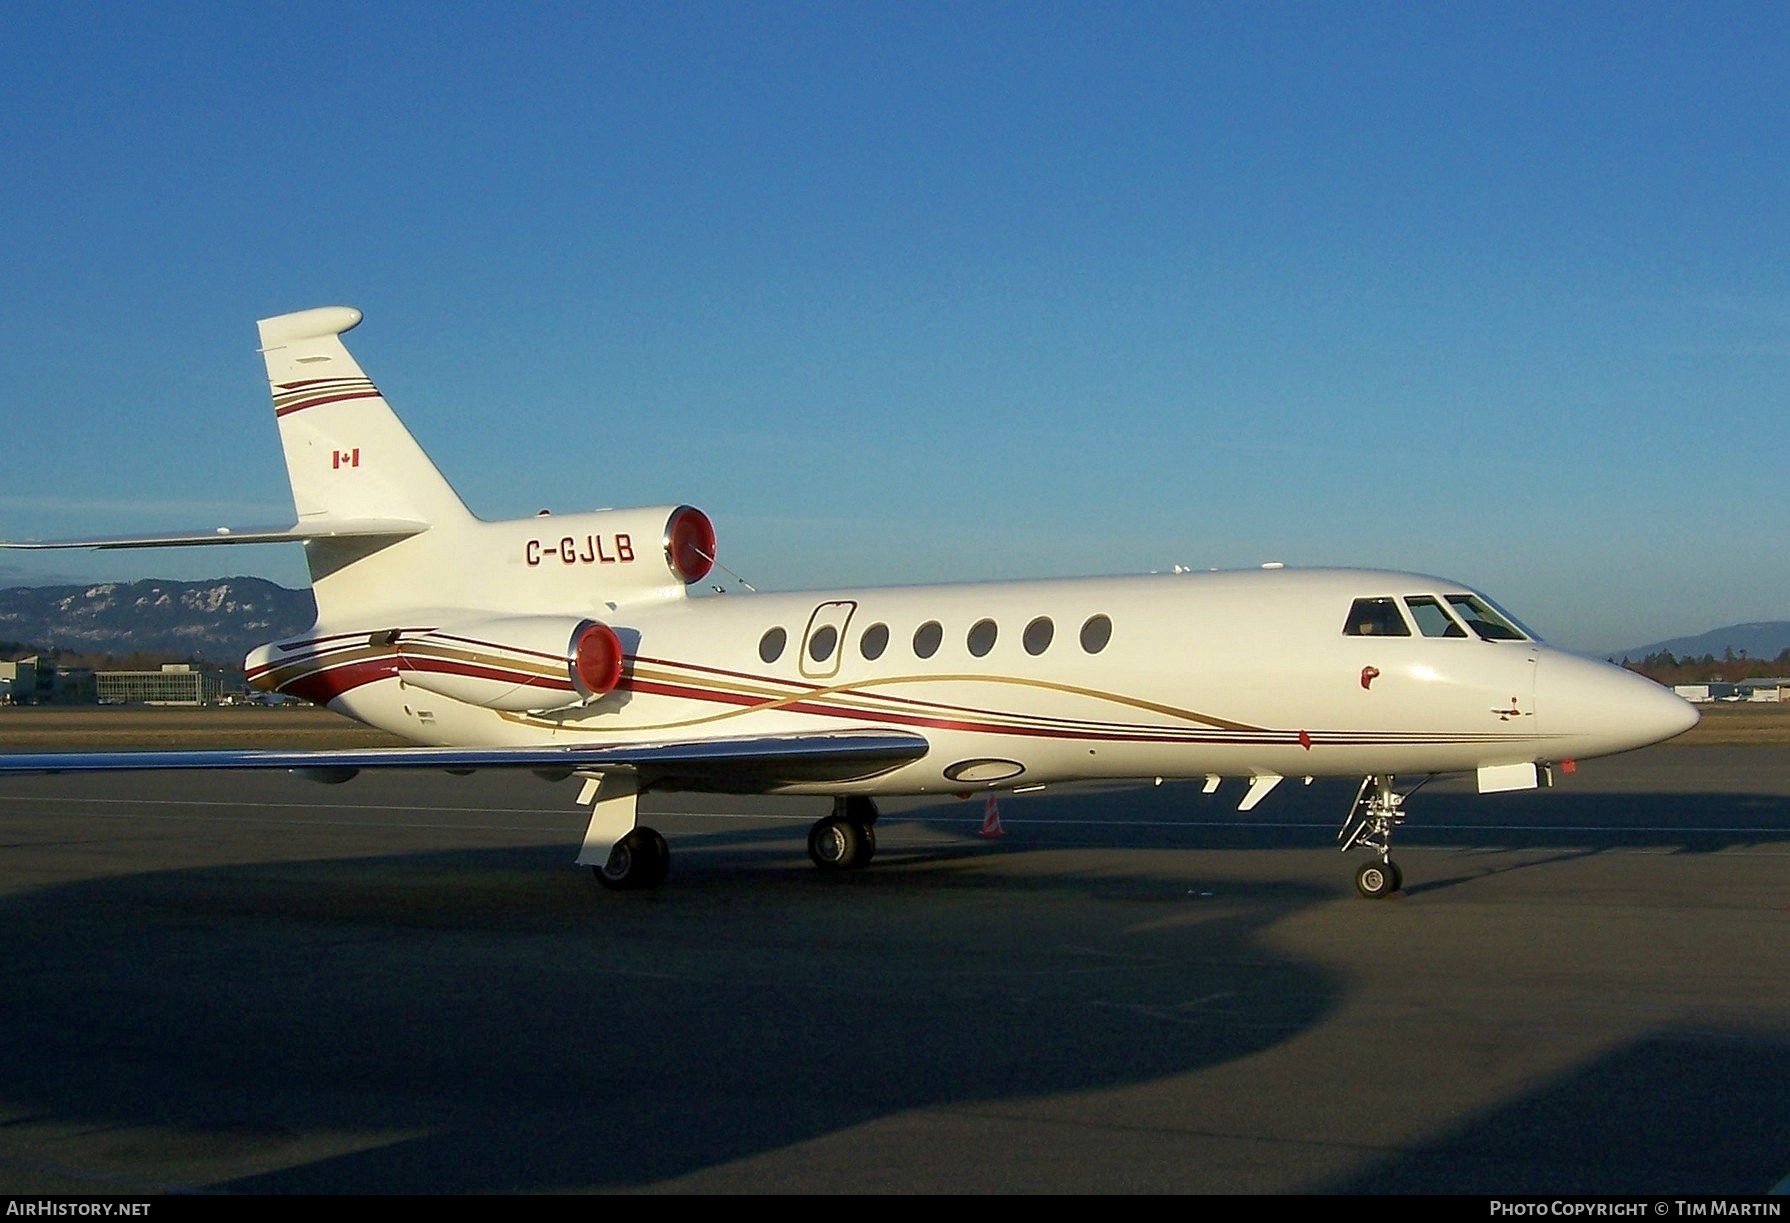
top-left (571, 621), bottom-right (624, 697)
top-left (665, 505), bottom-right (716, 584)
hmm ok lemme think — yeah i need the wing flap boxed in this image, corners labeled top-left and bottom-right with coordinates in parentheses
top-left (0, 730), bottom-right (930, 790)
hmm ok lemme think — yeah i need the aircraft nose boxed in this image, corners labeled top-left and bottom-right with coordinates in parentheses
top-left (1537, 651), bottom-right (1699, 759)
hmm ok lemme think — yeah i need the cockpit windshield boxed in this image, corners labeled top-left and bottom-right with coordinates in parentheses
top-left (1342, 591), bottom-right (1535, 642)
top-left (1343, 597), bottom-right (1411, 637)
top-left (1444, 593), bottom-right (1529, 641)
top-left (1404, 595), bottom-right (1465, 638)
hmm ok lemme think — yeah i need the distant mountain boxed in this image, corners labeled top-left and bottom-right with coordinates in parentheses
top-left (1609, 621), bottom-right (1790, 665)
top-left (0, 578), bottom-right (314, 665)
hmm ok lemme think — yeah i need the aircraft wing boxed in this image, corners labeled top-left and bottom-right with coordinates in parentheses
top-left (0, 520), bottom-right (429, 549)
top-left (0, 729), bottom-right (930, 791)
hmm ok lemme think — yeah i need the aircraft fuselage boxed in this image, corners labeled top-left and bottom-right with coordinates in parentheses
top-left (264, 567), bottom-right (1692, 797)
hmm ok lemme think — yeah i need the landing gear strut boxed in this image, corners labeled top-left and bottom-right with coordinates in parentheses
top-left (575, 773), bottom-right (671, 890)
top-left (1340, 774), bottom-right (1406, 899)
top-left (808, 795), bottom-right (878, 870)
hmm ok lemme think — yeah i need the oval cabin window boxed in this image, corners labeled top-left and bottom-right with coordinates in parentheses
top-left (759, 627), bottom-right (787, 664)
top-left (1079, 614), bottom-right (1112, 654)
top-left (966, 618), bottom-right (998, 657)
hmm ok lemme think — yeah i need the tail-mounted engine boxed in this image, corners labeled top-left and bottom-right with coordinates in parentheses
top-left (664, 505), bottom-right (717, 584)
top-left (395, 616), bottom-right (627, 713)
top-left (514, 504), bottom-right (716, 591)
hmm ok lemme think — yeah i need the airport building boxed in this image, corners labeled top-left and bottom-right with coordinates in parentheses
top-left (94, 664), bottom-right (226, 706)
top-left (3, 658), bottom-right (232, 705)
top-left (0, 657), bottom-right (96, 705)
top-left (1672, 679), bottom-right (1789, 703)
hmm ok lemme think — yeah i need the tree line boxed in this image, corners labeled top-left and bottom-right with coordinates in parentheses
top-left (1619, 647), bottom-right (1790, 686)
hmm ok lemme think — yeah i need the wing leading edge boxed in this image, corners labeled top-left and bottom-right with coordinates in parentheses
top-left (0, 729), bottom-right (930, 791)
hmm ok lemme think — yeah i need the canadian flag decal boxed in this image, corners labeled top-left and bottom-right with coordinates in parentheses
top-left (332, 448), bottom-right (360, 469)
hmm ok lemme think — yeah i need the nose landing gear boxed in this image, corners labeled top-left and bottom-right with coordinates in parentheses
top-left (1341, 774), bottom-right (1407, 899)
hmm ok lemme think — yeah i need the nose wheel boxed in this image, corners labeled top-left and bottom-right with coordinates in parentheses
top-left (1354, 858), bottom-right (1403, 899)
top-left (1340, 774), bottom-right (1408, 899)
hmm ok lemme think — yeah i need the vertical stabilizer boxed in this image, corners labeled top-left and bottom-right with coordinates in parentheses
top-left (258, 307), bottom-right (475, 624)
top-left (258, 307), bottom-right (472, 528)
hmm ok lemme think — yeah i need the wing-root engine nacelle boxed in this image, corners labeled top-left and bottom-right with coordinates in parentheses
top-left (396, 616), bottom-right (626, 713)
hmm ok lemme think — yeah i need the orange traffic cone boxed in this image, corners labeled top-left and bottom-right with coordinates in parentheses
top-left (979, 794), bottom-right (1006, 838)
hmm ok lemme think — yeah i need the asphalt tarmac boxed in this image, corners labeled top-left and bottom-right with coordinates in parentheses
top-left (0, 743), bottom-right (1786, 1194)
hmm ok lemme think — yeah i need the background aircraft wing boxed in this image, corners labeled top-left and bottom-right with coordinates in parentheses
top-left (0, 520), bottom-right (429, 550)
top-left (0, 729), bottom-right (930, 790)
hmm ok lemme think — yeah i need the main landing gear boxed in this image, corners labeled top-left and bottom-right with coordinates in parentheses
top-left (575, 773), bottom-right (669, 891)
top-left (807, 795), bottom-right (879, 871)
top-left (1340, 774), bottom-right (1407, 899)
top-left (596, 826), bottom-right (669, 891)
top-left (575, 776), bottom-right (884, 890)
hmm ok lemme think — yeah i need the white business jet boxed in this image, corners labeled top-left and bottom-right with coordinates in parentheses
top-left (0, 308), bottom-right (1698, 896)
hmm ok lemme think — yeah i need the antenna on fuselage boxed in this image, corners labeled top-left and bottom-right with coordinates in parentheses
top-left (697, 547), bottom-right (756, 593)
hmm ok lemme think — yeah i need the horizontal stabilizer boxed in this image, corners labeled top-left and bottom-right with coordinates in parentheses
top-left (0, 519), bottom-right (429, 550)
top-left (0, 730), bottom-right (930, 791)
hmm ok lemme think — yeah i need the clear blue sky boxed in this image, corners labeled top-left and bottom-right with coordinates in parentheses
top-left (2, 2), bottom-right (1785, 653)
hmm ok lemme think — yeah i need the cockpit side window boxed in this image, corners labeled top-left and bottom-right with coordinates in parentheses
top-left (1343, 597), bottom-right (1411, 637)
top-left (1445, 594), bottom-right (1527, 641)
top-left (1404, 595), bottom-right (1467, 638)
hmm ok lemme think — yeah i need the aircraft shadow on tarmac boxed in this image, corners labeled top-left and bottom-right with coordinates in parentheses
top-left (0, 835), bottom-right (1343, 1192)
top-left (1315, 1032), bottom-right (1790, 1194)
top-left (3, 773), bottom-right (1787, 1191)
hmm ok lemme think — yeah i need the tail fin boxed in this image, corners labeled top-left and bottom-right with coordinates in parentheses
top-left (259, 307), bottom-right (476, 624)
top-left (258, 307), bottom-right (473, 529)
top-left (3, 308), bottom-right (701, 635)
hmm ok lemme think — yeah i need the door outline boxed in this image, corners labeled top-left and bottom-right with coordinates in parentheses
top-left (800, 600), bottom-right (857, 681)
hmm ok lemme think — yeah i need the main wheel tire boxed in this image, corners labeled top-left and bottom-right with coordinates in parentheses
top-left (638, 826), bottom-right (670, 887)
top-left (1355, 860), bottom-right (1398, 899)
top-left (808, 817), bottom-right (861, 870)
top-left (595, 827), bottom-right (669, 891)
top-left (850, 820), bottom-right (876, 867)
